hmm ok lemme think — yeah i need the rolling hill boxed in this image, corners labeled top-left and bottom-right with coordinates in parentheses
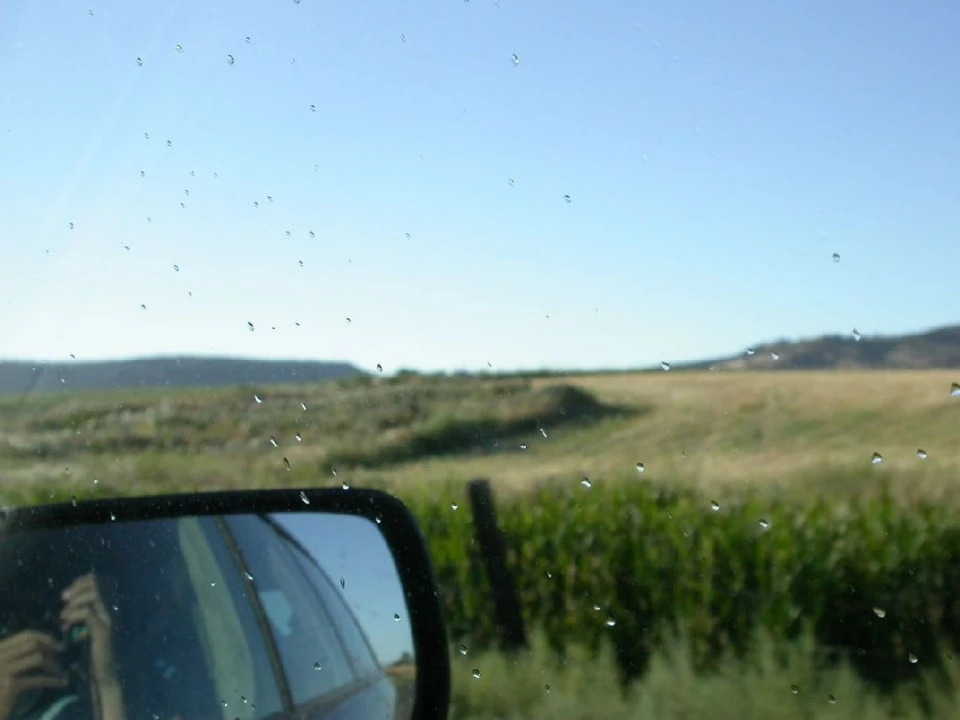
top-left (683, 324), bottom-right (960, 371)
top-left (0, 323), bottom-right (957, 396)
top-left (0, 357), bottom-right (365, 396)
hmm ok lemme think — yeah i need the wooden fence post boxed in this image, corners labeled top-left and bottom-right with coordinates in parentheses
top-left (467, 478), bottom-right (527, 651)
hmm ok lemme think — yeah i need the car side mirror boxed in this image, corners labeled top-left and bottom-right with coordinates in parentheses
top-left (0, 488), bottom-right (449, 720)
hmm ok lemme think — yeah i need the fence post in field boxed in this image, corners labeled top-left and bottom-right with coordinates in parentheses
top-left (467, 478), bottom-right (527, 652)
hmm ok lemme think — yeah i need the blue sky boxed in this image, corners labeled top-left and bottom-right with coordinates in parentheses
top-left (0, 0), bottom-right (957, 373)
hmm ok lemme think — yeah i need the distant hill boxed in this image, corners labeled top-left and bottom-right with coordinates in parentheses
top-left (0, 357), bottom-right (366, 396)
top-left (685, 324), bottom-right (960, 371)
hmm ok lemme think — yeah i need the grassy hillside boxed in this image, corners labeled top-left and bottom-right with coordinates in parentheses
top-left (0, 370), bottom-right (957, 505)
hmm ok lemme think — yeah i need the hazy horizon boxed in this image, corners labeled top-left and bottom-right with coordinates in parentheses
top-left (0, 319), bottom-right (955, 376)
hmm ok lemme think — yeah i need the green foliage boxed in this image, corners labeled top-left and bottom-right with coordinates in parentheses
top-left (405, 480), bottom-right (960, 701)
top-left (450, 629), bottom-right (960, 719)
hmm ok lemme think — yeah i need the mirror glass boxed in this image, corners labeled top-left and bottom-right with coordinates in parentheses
top-left (0, 512), bottom-right (415, 720)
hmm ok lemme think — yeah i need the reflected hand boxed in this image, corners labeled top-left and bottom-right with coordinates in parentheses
top-left (59, 574), bottom-right (124, 720)
top-left (0, 631), bottom-right (68, 720)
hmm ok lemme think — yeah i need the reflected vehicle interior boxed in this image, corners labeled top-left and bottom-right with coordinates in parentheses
top-left (0, 513), bottom-right (413, 720)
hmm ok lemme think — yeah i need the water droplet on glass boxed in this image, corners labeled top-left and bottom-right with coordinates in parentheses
top-left (341, 481), bottom-right (350, 490)
top-left (951, 382), bottom-right (960, 397)
top-left (508, 178), bottom-right (516, 187)
top-left (581, 477), bottom-right (592, 489)
top-left (183, 189), bottom-right (189, 196)
top-left (519, 443), bottom-right (527, 450)
top-left (140, 303), bottom-right (147, 310)
top-left (269, 436), bottom-right (278, 448)
top-left (253, 201), bottom-right (259, 208)
top-left (832, 253), bottom-right (840, 263)
top-left (544, 683), bottom-right (551, 693)
top-left (247, 321), bottom-right (255, 332)
top-left (871, 452), bottom-right (883, 464)
top-left (245, 36), bottom-right (251, 43)
top-left (175, 44), bottom-right (183, 53)
top-left (294, 433), bottom-right (302, 443)
top-left (400, 34), bottom-right (406, 42)
top-left (299, 491), bottom-right (310, 505)
top-left (635, 462), bottom-right (645, 474)
top-left (852, 328), bottom-right (862, 341)
top-left (136, 57), bottom-right (143, 67)
top-left (339, 577), bottom-right (345, 589)
top-left (745, 347), bottom-right (755, 356)
top-left (606, 617), bottom-right (616, 627)
top-left (166, 140), bottom-right (173, 148)
top-left (282, 457), bottom-right (291, 471)
top-left (593, 603), bottom-right (602, 612)
top-left (917, 449), bottom-right (928, 460)
top-left (109, 512), bottom-right (116, 522)
top-left (790, 684), bottom-right (800, 695)
top-left (226, 54), bottom-right (235, 65)
top-left (254, 394), bottom-right (263, 404)
top-left (563, 194), bottom-right (572, 204)
top-left (661, 361), bottom-right (671, 371)
top-left (393, 614), bottom-right (400, 622)
top-left (300, 402), bottom-right (307, 411)
top-left (909, 653), bottom-right (918, 664)
top-left (375, 514), bottom-right (383, 525)
top-left (827, 694), bottom-right (837, 704)
top-left (472, 669), bottom-right (481, 680)
top-left (298, 260), bottom-right (304, 267)
top-left (451, 503), bottom-right (459, 511)
top-left (244, 571), bottom-right (254, 581)
top-left (511, 53), bottom-right (520, 65)
top-left (758, 519), bottom-right (770, 530)
top-left (771, 352), bottom-right (780, 360)
top-left (458, 644), bottom-right (468, 656)
top-left (711, 500), bottom-right (720, 511)
top-left (313, 662), bottom-right (321, 671)
top-left (873, 607), bottom-right (886, 618)
top-left (310, 105), bottom-right (317, 112)
top-left (68, 222), bottom-right (75, 230)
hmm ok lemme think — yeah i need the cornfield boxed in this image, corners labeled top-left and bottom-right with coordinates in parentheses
top-left (406, 478), bottom-right (960, 696)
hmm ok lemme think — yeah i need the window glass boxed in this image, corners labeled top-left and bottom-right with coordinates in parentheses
top-left (222, 515), bottom-right (356, 704)
top-left (287, 547), bottom-right (381, 679)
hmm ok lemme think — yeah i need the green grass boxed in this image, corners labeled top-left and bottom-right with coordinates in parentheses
top-left (451, 630), bottom-right (960, 719)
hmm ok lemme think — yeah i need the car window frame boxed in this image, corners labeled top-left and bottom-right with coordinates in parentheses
top-left (217, 515), bottom-right (380, 715)
top-left (274, 521), bottom-right (384, 681)
top-left (210, 517), bottom-right (297, 716)
top-left (179, 516), bottom-right (293, 720)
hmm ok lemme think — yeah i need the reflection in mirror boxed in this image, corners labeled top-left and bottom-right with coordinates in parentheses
top-left (0, 513), bottom-right (414, 720)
